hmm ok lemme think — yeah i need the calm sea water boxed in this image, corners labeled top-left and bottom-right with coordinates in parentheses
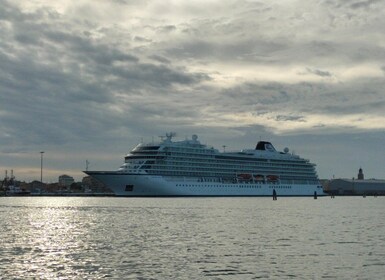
top-left (0, 196), bottom-right (384, 279)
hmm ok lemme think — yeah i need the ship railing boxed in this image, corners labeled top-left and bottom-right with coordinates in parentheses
top-left (287, 179), bottom-right (316, 185)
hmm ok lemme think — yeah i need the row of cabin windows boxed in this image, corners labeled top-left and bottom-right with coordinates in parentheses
top-left (146, 162), bottom-right (315, 173)
top-left (175, 184), bottom-right (293, 189)
top-left (161, 157), bottom-right (310, 168)
top-left (145, 170), bottom-right (317, 180)
top-left (164, 153), bottom-right (309, 165)
top-left (143, 163), bottom-right (315, 173)
top-left (164, 148), bottom-right (214, 154)
top-left (129, 153), bottom-right (311, 169)
top-left (126, 158), bottom-right (313, 171)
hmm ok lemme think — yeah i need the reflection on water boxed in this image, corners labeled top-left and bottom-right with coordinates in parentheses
top-left (1, 197), bottom-right (385, 279)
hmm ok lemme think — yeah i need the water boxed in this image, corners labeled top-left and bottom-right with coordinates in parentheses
top-left (0, 197), bottom-right (384, 279)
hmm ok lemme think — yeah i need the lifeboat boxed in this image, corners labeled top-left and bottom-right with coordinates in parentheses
top-left (253, 174), bottom-right (265, 181)
top-left (237, 173), bottom-right (252, 180)
top-left (266, 175), bottom-right (279, 182)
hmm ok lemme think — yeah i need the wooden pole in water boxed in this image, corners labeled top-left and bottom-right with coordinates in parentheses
top-left (273, 189), bottom-right (277, 200)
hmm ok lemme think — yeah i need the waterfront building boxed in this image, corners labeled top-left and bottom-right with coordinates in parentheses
top-left (326, 168), bottom-right (385, 195)
top-left (59, 175), bottom-right (75, 189)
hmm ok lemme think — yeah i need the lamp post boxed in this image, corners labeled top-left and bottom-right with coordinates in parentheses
top-left (40, 151), bottom-right (44, 183)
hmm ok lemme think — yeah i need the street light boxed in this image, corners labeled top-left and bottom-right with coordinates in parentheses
top-left (40, 151), bottom-right (44, 183)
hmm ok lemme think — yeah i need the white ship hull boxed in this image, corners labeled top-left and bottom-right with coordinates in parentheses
top-left (86, 172), bottom-right (325, 197)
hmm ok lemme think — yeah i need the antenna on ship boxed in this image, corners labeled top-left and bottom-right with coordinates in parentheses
top-left (165, 132), bottom-right (176, 142)
top-left (86, 160), bottom-right (90, 171)
top-left (222, 145), bottom-right (226, 152)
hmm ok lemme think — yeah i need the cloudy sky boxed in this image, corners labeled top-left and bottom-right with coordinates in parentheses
top-left (1, 0), bottom-right (384, 182)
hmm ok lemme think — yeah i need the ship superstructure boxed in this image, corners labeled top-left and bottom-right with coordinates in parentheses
top-left (85, 133), bottom-right (324, 196)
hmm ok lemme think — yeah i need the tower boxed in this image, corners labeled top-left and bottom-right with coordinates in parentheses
top-left (357, 168), bottom-right (364, 180)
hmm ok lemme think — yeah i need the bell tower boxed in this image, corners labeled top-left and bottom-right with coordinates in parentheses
top-left (357, 168), bottom-right (364, 180)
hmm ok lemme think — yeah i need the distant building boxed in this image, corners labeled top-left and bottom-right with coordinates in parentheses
top-left (19, 182), bottom-right (31, 192)
top-left (29, 180), bottom-right (46, 193)
top-left (328, 179), bottom-right (385, 195)
top-left (326, 168), bottom-right (385, 195)
top-left (59, 175), bottom-right (75, 189)
top-left (46, 182), bottom-right (60, 193)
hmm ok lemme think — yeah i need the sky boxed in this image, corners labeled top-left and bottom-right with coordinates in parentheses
top-left (1, 0), bottom-right (384, 182)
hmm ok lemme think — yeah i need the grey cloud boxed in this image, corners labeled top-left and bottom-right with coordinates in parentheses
top-left (214, 85), bottom-right (283, 118)
top-left (134, 36), bottom-right (152, 43)
top-left (157, 25), bottom-right (177, 33)
top-left (153, 1), bottom-right (385, 68)
top-left (106, 60), bottom-right (208, 93)
top-left (43, 29), bottom-right (139, 65)
top-left (0, 1), bottom-right (211, 150)
top-left (350, 0), bottom-right (381, 9)
top-left (322, 100), bottom-right (385, 115)
top-left (305, 68), bottom-right (332, 77)
top-left (109, 0), bottom-right (142, 5)
top-left (321, 0), bottom-right (382, 10)
top-left (213, 77), bottom-right (385, 121)
top-left (164, 37), bottom-right (288, 64)
top-left (275, 115), bottom-right (306, 122)
top-left (148, 55), bottom-right (171, 64)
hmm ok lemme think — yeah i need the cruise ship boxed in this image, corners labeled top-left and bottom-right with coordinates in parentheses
top-left (85, 133), bottom-right (325, 197)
